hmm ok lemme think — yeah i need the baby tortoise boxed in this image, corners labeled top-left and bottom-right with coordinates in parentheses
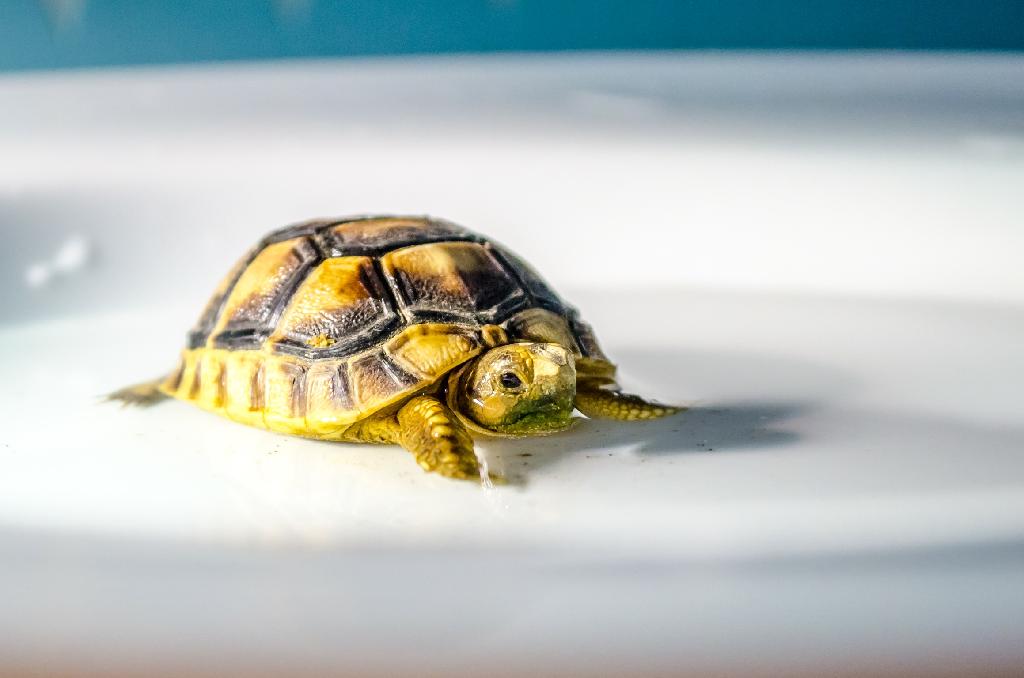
top-left (113, 216), bottom-right (680, 480)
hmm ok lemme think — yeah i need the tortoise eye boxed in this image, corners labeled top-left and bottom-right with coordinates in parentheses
top-left (499, 371), bottom-right (523, 390)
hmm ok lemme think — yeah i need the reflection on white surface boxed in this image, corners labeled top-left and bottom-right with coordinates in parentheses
top-left (23, 233), bottom-right (90, 287)
top-left (0, 53), bottom-right (1022, 675)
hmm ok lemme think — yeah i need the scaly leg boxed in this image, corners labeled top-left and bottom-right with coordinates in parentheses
top-left (396, 395), bottom-right (480, 480)
top-left (105, 377), bottom-right (170, 407)
top-left (575, 382), bottom-right (682, 421)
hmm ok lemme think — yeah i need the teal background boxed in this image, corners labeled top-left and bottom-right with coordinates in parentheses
top-left (2, 0), bottom-right (1023, 71)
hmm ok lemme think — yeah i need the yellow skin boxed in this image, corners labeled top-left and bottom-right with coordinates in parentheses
top-left (363, 342), bottom-right (679, 479)
top-left (111, 342), bottom-right (679, 482)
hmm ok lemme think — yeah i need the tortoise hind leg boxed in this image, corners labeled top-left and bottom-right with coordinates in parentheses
top-left (575, 382), bottom-right (683, 421)
top-left (105, 377), bottom-right (170, 407)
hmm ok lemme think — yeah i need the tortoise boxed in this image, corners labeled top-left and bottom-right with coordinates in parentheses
top-left (112, 215), bottom-right (680, 480)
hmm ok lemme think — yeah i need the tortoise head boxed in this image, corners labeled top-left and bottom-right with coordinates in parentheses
top-left (449, 343), bottom-right (576, 436)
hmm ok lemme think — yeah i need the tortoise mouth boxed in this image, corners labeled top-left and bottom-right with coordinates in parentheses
top-left (490, 394), bottom-right (575, 436)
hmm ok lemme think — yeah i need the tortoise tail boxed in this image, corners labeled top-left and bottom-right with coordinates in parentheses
top-left (105, 377), bottom-right (170, 408)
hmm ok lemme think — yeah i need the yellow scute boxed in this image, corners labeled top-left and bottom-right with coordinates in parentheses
top-left (271, 256), bottom-right (377, 344)
top-left (385, 324), bottom-right (482, 380)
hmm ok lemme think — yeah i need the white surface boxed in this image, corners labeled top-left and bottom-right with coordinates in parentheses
top-left (2, 52), bottom-right (1023, 313)
top-left (0, 53), bottom-right (1023, 676)
top-left (3, 292), bottom-right (1023, 558)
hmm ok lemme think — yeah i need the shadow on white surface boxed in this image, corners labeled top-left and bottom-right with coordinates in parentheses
top-left (489, 403), bottom-right (806, 483)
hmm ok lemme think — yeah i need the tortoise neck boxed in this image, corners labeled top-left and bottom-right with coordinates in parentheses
top-left (444, 360), bottom-right (498, 437)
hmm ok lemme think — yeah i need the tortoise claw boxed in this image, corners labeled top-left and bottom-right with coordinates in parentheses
top-left (416, 448), bottom-right (480, 481)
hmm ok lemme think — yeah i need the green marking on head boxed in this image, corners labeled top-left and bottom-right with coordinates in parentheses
top-left (452, 342), bottom-right (577, 437)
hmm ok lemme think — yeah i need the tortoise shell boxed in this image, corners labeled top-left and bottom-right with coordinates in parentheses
top-left (168, 216), bottom-right (610, 433)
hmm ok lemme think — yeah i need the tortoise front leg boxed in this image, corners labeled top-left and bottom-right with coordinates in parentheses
top-left (575, 382), bottom-right (683, 421)
top-left (396, 395), bottom-right (480, 480)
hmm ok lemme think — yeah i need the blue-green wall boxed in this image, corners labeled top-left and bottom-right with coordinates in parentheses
top-left (2, 0), bottom-right (1023, 71)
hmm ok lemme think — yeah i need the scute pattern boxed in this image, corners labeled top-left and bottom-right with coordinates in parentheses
top-left (492, 247), bottom-right (565, 312)
top-left (321, 216), bottom-right (477, 256)
top-left (172, 215), bottom-right (618, 427)
top-left (385, 324), bottom-right (482, 380)
top-left (188, 216), bottom-right (589, 378)
top-left (349, 350), bottom-right (422, 415)
top-left (263, 360), bottom-right (308, 433)
top-left (570, 318), bottom-right (610, 362)
top-left (381, 241), bottom-right (526, 323)
top-left (262, 217), bottom-right (336, 246)
top-left (305, 362), bottom-right (355, 433)
top-left (505, 308), bottom-right (580, 354)
top-left (211, 237), bottom-right (318, 349)
top-left (270, 256), bottom-right (398, 354)
top-left (187, 245), bottom-right (259, 349)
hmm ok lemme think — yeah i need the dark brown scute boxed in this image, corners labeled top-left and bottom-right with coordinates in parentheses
top-left (250, 361), bottom-right (266, 411)
top-left (187, 245), bottom-right (261, 349)
top-left (383, 241), bottom-right (528, 325)
top-left (324, 363), bottom-right (355, 413)
top-left (570, 318), bottom-right (609, 362)
top-left (271, 257), bottom-right (402, 360)
top-left (212, 238), bottom-right (319, 351)
top-left (189, 215), bottom-right (577, 360)
top-left (215, 359), bottom-right (228, 407)
top-left (350, 349), bottom-right (422, 408)
top-left (280, 361), bottom-right (307, 419)
top-left (490, 246), bottom-right (569, 315)
top-left (189, 359), bottom-right (202, 399)
top-left (167, 360), bottom-right (184, 392)
top-left (262, 218), bottom-right (338, 246)
top-left (320, 216), bottom-right (480, 257)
